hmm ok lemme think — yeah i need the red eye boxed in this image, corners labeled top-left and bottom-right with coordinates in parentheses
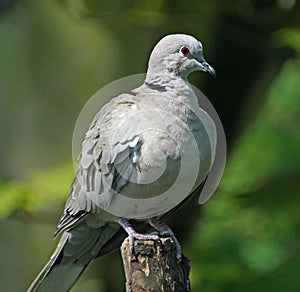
top-left (180, 46), bottom-right (190, 56)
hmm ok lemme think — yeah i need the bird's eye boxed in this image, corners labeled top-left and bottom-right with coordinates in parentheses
top-left (180, 46), bottom-right (190, 56)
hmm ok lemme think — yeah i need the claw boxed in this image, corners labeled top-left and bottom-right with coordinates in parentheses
top-left (118, 218), bottom-right (159, 260)
top-left (148, 217), bottom-right (182, 261)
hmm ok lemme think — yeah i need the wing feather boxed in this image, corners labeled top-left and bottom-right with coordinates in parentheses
top-left (55, 93), bottom-right (141, 235)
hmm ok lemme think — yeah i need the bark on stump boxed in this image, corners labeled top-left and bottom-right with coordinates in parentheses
top-left (121, 237), bottom-right (191, 292)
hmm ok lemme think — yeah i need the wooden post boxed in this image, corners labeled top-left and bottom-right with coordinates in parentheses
top-left (120, 237), bottom-right (191, 292)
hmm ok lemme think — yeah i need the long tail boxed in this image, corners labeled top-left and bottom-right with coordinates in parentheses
top-left (27, 223), bottom-right (120, 292)
top-left (27, 233), bottom-right (89, 292)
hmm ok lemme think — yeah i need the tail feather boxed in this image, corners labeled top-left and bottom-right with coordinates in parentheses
top-left (28, 263), bottom-right (87, 292)
top-left (27, 222), bottom-right (120, 292)
top-left (27, 233), bottom-right (88, 292)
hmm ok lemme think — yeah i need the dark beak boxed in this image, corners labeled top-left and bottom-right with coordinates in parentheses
top-left (198, 58), bottom-right (216, 78)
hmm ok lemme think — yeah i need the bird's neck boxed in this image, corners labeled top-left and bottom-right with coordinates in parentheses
top-left (144, 72), bottom-right (198, 106)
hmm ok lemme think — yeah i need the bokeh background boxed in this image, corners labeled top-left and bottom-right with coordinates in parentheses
top-left (0, 0), bottom-right (299, 291)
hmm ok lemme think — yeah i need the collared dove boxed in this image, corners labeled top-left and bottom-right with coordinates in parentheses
top-left (28, 34), bottom-right (216, 292)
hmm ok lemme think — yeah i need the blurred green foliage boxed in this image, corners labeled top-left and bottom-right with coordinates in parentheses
top-left (189, 54), bottom-right (300, 291)
top-left (0, 0), bottom-right (299, 291)
top-left (0, 162), bottom-right (73, 218)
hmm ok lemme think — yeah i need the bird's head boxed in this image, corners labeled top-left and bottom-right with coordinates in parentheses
top-left (147, 34), bottom-right (215, 79)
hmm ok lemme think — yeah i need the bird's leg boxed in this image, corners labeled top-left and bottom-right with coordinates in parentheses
top-left (148, 217), bottom-right (182, 261)
top-left (118, 218), bottom-right (159, 260)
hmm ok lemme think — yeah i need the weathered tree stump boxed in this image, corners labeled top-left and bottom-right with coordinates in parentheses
top-left (121, 237), bottom-right (191, 292)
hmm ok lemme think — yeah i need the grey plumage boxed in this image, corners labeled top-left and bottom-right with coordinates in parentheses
top-left (28, 34), bottom-right (216, 292)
